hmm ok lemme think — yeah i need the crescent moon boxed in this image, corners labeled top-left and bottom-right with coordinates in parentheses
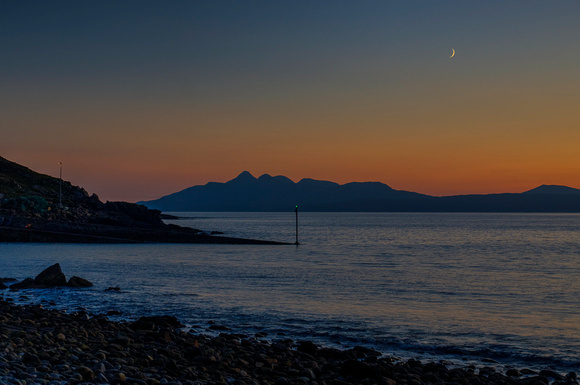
top-left (450, 48), bottom-right (455, 58)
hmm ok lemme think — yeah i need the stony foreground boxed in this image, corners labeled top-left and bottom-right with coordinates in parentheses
top-left (0, 298), bottom-right (576, 385)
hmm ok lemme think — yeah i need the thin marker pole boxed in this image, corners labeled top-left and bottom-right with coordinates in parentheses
top-left (295, 204), bottom-right (299, 245)
top-left (58, 162), bottom-right (63, 208)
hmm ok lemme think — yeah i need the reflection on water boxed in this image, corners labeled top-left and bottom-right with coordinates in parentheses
top-left (1, 213), bottom-right (579, 373)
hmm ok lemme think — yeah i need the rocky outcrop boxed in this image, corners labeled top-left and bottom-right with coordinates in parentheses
top-left (67, 276), bottom-right (94, 288)
top-left (1, 156), bottom-right (287, 244)
top-left (9, 264), bottom-right (92, 290)
top-left (9, 278), bottom-right (37, 290)
top-left (0, 156), bottom-right (164, 227)
top-left (34, 263), bottom-right (67, 287)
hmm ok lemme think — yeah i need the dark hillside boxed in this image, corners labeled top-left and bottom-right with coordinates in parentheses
top-left (0, 157), bottom-right (278, 244)
top-left (0, 156), bottom-right (286, 244)
top-left (0, 156), bottom-right (161, 227)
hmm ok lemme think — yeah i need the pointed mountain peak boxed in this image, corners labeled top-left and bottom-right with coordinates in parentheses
top-left (228, 171), bottom-right (257, 184)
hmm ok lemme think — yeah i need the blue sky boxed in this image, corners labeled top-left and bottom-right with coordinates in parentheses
top-left (2, 1), bottom-right (579, 201)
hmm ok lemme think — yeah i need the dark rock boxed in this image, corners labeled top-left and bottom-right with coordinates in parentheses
top-left (318, 347), bottom-right (352, 361)
top-left (349, 345), bottom-right (382, 358)
top-left (523, 376), bottom-right (550, 385)
top-left (274, 377), bottom-right (289, 385)
top-left (160, 213), bottom-right (180, 219)
top-left (340, 359), bottom-right (377, 378)
top-left (22, 352), bottom-right (41, 365)
top-left (10, 277), bottom-right (36, 289)
top-left (209, 324), bottom-right (231, 331)
top-left (506, 369), bottom-right (521, 377)
top-left (220, 332), bottom-right (242, 341)
top-left (115, 335), bottom-right (132, 346)
top-left (421, 373), bottom-right (440, 383)
top-left (479, 366), bottom-right (496, 376)
top-left (67, 276), bottom-right (93, 287)
top-left (166, 359), bottom-right (179, 371)
top-left (34, 263), bottom-right (67, 286)
top-left (301, 369), bottom-right (316, 380)
top-left (0, 278), bottom-right (17, 283)
top-left (407, 358), bottom-right (422, 368)
top-left (105, 286), bottom-right (121, 292)
top-left (158, 330), bottom-right (172, 342)
top-left (131, 319), bottom-right (155, 331)
top-left (131, 315), bottom-right (184, 331)
top-left (106, 310), bottom-right (123, 316)
top-left (0, 282), bottom-right (6, 290)
top-left (567, 372), bottom-right (577, 380)
top-left (381, 377), bottom-right (397, 385)
top-left (77, 366), bottom-right (96, 381)
top-left (539, 370), bottom-right (564, 380)
top-left (297, 340), bottom-right (318, 356)
top-left (521, 369), bottom-right (538, 375)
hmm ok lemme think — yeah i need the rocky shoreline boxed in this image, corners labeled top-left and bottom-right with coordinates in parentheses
top-left (0, 216), bottom-right (288, 245)
top-left (1, 156), bottom-right (288, 245)
top-left (0, 297), bottom-right (576, 385)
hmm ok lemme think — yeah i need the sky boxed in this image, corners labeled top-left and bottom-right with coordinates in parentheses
top-left (1, 1), bottom-right (579, 202)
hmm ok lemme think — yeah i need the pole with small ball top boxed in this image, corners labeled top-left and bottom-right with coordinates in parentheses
top-left (294, 204), bottom-right (299, 245)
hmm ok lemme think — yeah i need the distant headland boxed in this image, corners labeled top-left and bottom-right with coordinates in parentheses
top-left (0, 156), bottom-right (286, 244)
top-left (140, 171), bottom-right (580, 213)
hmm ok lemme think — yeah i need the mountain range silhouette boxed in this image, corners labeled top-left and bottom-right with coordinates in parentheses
top-left (140, 171), bottom-right (580, 212)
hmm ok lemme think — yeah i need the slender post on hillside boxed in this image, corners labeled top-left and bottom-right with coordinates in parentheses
top-left (295, 204), bottom-right (299, 245)
top-left (58, 161), bottom-right (63, 208)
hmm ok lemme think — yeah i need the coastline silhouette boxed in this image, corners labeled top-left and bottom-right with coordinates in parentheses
top-left (141, 171), bottom-right (580, 213)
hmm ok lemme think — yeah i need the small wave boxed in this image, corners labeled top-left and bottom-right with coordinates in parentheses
top-left (161, 292), bottom-right (200, 297)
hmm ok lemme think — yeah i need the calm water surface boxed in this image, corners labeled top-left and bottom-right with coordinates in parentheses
top-left (1, 213), bottom-right (579, 374)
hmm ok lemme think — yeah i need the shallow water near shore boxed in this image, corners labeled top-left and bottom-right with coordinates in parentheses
top-left (1, 213), bottom-right (579, 375)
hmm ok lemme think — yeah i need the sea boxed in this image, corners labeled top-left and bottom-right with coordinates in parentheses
top-left (1, 212), bottom-right (579, 375)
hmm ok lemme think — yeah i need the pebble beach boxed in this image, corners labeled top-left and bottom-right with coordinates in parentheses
top-left (0, 297), bottom-right (577, 385)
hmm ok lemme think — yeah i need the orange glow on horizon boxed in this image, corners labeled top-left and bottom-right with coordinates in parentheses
top-left (2, 3), bottom-right (579, 202)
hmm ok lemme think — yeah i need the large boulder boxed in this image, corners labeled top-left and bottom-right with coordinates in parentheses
top-left (34, 263), bottom-right (67, 287)
top-left (67, 276), bottom-right (93, 288)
